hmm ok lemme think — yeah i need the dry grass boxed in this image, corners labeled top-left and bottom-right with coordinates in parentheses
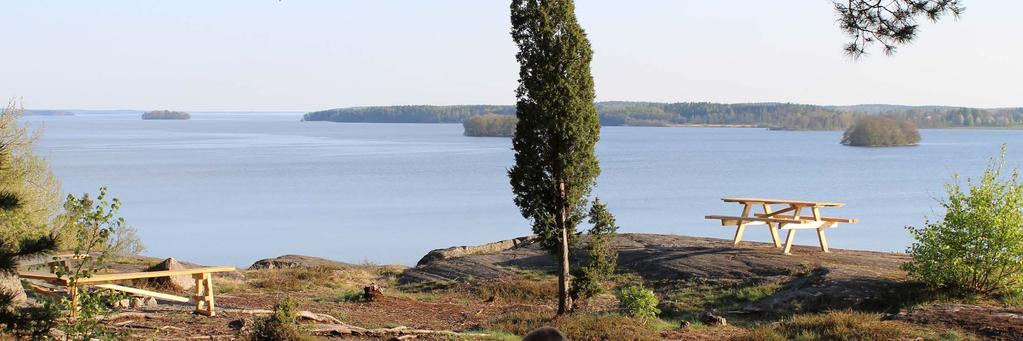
top-left (735, 311), bottom-right (969, 341)
top-left (244, 264), bottom-right (405, 293)
top-left (483, 310), bottom-right (668, 341)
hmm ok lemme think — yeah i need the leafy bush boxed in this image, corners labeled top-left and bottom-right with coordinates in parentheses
top-left (904, 146), bottom-right (1023, 295)
top-left (841, 116), bottom-right (920, 147)
top-left (736, 311), bottom-right (964, 341)
top-left (250, 297), bottom-right (313, 341)
top-left (56, 187), bottom-right (144, 256)
top-left (617, 285), bottom-right (660, 320)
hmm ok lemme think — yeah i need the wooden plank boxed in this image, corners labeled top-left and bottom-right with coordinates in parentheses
top-left (752, 214), bottom-right (859, 223)
top-left (778, 221), bottom-right (832, 230)
top-left (93, 284), bottom-right (192, 303)
top-left (17, 272), bottom-right (69, 284)
top-left (75, 266), bottom-right (236, 284)
top-left (705, 215), bottom-right (803, 224)
top-left (722, 197), bottom-right (846, 207)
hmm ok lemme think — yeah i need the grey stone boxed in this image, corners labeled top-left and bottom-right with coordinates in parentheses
top-left (145, 258), bottom-right (194, 291)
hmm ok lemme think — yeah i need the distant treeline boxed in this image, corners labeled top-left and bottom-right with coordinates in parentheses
top-left (303, 102), bottom-right (1023, 131)
top-left (142, 110), bottom-right (190, 120)
top-left (463, 114), bottom-right (517, 137)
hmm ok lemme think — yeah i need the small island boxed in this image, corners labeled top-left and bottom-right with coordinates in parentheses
top-left (463, 113), bottom-right (517, 137)
top-left (141, 110), bottom-right (191, 120)
top-left (841, 116), bottom-right (920, 147)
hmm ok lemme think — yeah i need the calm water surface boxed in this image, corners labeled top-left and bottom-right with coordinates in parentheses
top-left (22, 113), bottom-right (1023, 266)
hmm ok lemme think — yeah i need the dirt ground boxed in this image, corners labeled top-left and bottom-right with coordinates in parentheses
top-left (15, 233), bottom-right (1023, 340)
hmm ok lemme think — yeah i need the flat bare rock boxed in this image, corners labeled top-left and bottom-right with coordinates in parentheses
top-left (400, 233), bottom-right (910, 313)
top-left (248, 254), bottom-right (353, 270)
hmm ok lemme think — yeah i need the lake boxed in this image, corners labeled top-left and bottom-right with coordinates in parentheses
top-left (22, 113), bottom-right (1023, 267)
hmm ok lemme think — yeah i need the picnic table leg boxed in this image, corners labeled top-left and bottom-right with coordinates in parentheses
top-left (733, 203), bottom-right (752, 246)
top-left (782, 205), bottom-right (802, 255)
top-left (816, 222), bottom-right (832, 252)
top-left (762, 204), bottom-right (782, 248)
top-left (782, 229), bottom-right (797, 255)
top-left (192, 273), bottom-right (216, 316)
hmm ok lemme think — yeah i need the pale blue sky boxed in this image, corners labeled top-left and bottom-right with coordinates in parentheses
top-left (2, 1), bottom-right (1020, 111)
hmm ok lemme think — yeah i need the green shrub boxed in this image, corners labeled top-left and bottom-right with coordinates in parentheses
top-left (904, 146), bottom-right (1023, 295)
top-left (250, 297), bottom-right (313, 341)
top-left (617, 285), bottom-right (660, 320)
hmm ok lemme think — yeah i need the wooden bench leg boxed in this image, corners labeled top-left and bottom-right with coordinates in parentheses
top-left (192, 273), bottom-right (215, 316)
top-left (733, 223), bottom-right (747, 246)
top-left (733, 204), bottom-right (752, 246)
top-left (763, 204), bottom-right (782, 248)
top-left (817, 227), bottom-right (831, 253)
top-left (782, 229), bottom-right (797, 255)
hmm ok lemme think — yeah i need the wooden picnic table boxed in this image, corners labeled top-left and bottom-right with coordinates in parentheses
top-left (705, 197), bottom-right (859, 255)
top-left (19, 265), bottom-right (236, 317)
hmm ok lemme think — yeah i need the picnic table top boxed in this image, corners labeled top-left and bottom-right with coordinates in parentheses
top-left (18, 266), bottom-right (236, 284)
top-left (721, 197), bottom-right (846, 207)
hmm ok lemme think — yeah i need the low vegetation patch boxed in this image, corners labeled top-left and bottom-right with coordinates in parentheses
top-left (736, 311), bottom-right (967, 341)
top-left (662, 279), bottom-right (780, 320)
top-left (484, 311), bottom-right (664, 341)
top-left (249, 297), bottom-right (316, 341)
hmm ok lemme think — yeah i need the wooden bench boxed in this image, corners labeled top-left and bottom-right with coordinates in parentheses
top-left (19, 266), bottom-right (236, 317)
top-left (706, 197), bottom-right (859, 255)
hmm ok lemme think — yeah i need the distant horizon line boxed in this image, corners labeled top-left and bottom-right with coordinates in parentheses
top-left (24, 100), bottom-right (1023, 113)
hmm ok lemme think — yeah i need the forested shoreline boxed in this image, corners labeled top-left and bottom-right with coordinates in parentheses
top-left (303, 102), bottom-right (1023, 131)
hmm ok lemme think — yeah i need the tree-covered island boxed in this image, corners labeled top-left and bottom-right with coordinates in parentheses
top-left (141, 110), bottom-right (191, 120)
top-left (463, 114), bottom-right (517, 137)
top-left (841, 116), bottom-right (921, 147)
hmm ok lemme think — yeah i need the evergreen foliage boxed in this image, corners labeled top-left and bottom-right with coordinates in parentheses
top-left (462, 114), bottom-right (517, 137)
top-left (841, 116), bottom-right (920, 146)
top-left (0, 101), bottom-right (61, 247)
top-left (904, 146), bottom-right (1023, 295)
top-left (835, 0), bottom-right (964, 57)
top-left (571, 199), bottom-right (619, 299)
top-left (508, 0), bottom-right (600, 314)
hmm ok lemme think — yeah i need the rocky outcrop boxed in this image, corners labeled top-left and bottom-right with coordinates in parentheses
top-left (415, 236), bottom-right (534, 267)
top-left (249, 254), bottom-right (352, 270)
top-left (145, 258), bottom-right (194, 291)
top-left (0, 273), bottom-right (27, 308)
top-left (401, 233), bottom-right (911, 313)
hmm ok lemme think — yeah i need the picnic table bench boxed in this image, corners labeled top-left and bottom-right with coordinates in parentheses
top-left (705, 197), bottom-right (859, 255)
top-left (19, 264), bottom-right (236, 317)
